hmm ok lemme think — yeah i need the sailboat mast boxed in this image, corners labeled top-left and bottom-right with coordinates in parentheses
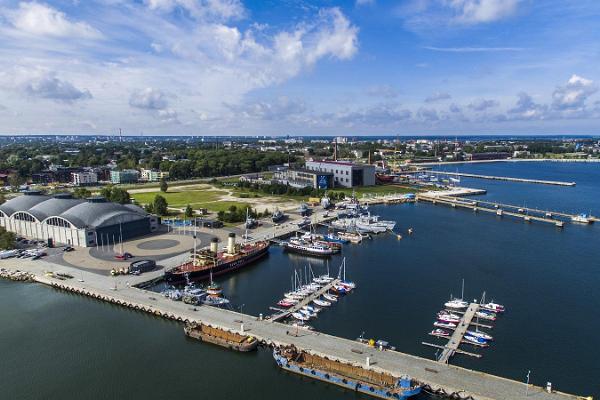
top-left (461, 278), bottom-right (465, 300)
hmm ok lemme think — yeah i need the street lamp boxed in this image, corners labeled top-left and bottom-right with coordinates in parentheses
top-left (525, 370), bottom-right (531, 397)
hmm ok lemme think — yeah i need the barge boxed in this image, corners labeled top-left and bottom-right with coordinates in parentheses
top-left (184, 323), bottom-right (258, 352)
top-left (273, 346), bottom-right (422, 399)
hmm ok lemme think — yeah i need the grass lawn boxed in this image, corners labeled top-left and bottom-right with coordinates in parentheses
top-left (130, 189), bottom-right (224, 208)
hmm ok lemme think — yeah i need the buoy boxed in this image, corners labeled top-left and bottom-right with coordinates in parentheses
top-left (397, 234), bottom-right (402, 240)
top-left (408, 228), bottom-right (413, 234)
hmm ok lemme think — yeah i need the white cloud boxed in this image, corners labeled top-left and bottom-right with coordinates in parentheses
top-left (144, 0), bottom-right (245, 21)
top-left (508, 92), bottom-right (547, 120)
top-left (446, 0), bottom-right (521, 24)
top-left (3, 2), bottom-right (102, 39)
top-left (552, 74), bottom-right (597, 111)
top-left (228, 96), bottom-right (306, 120)
top-left (417, 107), bottom-right (439, 122)
top-left (468, 98), bottom-right (498, 111)
top-left (129, 88), bottom-right (169, 110)
top-left (425, 92), bottom-right (451, 103)
top-left (0, 1), bottom-right (359, 133)
top-left (0, 67), bottom-right (92, 102)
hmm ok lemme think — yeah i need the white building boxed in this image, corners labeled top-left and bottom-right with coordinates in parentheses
top-left (71, 171), bottom-right (98, 186)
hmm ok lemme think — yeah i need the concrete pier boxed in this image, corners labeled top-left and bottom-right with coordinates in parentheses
top-left (1, 256), bottom-right (585, 400)
top-left (417, 192), bottom-right (595, 226)
top-left (425, 170), bottom-right (576, 186)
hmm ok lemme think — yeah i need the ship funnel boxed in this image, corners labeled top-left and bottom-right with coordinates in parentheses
top-left (210, 237), bottom-right (219, 254)
top-left (227, 233), bottom-right (236, 254)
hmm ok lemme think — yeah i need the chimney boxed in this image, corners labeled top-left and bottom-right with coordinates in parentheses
top-left (227, 233), bottom-right (236, 254)
top-left (210, 237), bottom-right (219, 254)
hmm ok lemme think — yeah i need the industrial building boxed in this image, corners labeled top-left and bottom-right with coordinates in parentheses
top-left (0, 191), bottom-right (158, 247)
top-left (305, 160), bottom-right (376, 188)
top-left (273, 168), bottom-right (334, 189)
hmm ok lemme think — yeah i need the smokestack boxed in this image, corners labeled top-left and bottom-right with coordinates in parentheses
top-left (227, 233), bottom-right (236, 254)
top-left (333, 138), bottom-right (338, 161)
top-left (368, 151), bottom-right (371, 164)
top-left (210, 237), bottom-right (219, 254)
top-left (119, 128), bottom-right (123, 143)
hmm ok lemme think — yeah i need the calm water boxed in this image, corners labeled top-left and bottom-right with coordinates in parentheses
top-left (1, 162), bottom-right (599, 399)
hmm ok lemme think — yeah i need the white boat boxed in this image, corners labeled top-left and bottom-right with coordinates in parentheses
top-left (445, 299), bottom-right (468, 309)
top-left (480, 301), bottom-right (505, 313)
top-left (571, 213), bottom-right (591, 224)
top-left (292, 312), bottom-right (310, 321)
top-left (433, 321), bottom-right (456, 329)
top-left (430, 328), bottom-right (450, 337)
top-left (313, 299), bottom-right (331, 307)
top-left (467, 330), bottom-right (493, 341)
top-left (299, 309), bottom-right (317, 318)
top-left (463, 335), bottom-right (489, 346)
top-left (302, 305), bottom-right (321, 313)
top-left (337, 231), bottom-right (362, 244)
top-left (323, 293), bottom-right (338, 302)
top-left (475, 311), bottom-right (497, 321)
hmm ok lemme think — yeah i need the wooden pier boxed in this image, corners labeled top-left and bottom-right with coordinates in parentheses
top-left (437, 303), bottom-right (480, 364)
top-left (417, 192), bottom-right (596, 226)
top-left (423, 170), bottom-right (577, 186)
top-left (270, 279), bottom-right (340, 322)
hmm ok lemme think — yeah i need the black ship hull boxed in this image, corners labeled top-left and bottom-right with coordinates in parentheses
top-left (164, 245), bottom-right (270, 284)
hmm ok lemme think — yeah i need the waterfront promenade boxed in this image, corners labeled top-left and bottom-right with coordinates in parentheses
top-left (1, 255), bottom-right (584, 400)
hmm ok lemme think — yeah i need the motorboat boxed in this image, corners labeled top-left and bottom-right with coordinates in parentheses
top-left (467, 330), bottom-right (493, 341)
top-left (571, 213), bottom-right (591, 224)
top-left (430, 329), bottom-right (450, 337)
top-left (433, 321), bottom-right (456, 329)
top-left (277, 300), bottom-right (296, 308)
top-left (337, 231), bottom-right (362, 244)
top-left (322, 234), bottom-right (349, 244)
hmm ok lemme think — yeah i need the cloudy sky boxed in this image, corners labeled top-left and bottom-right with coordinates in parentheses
top-left (0, 0), bottom-right (599, 135)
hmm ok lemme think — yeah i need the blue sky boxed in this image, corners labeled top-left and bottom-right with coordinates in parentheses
top-left (0, 0), bottom-right (599, 135)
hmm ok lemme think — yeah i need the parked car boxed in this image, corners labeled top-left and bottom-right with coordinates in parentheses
top-left (63, 246), bottom-right (75, 252)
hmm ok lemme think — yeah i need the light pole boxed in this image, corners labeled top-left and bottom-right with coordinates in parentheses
top-left (525, 370), bottom-right (531, 397)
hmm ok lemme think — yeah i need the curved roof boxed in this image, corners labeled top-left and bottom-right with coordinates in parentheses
top-left (0, 194), bottom-right (52, 216)
top-left (0, 193), bottom-right (149, 229)
top-left (29, 198), bottom-right (85, 221)
top-left (60, 202), bottom-right (147, 229)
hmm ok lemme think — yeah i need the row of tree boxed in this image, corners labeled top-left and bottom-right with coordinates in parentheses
top-left (235, 180), bottom-right (347, 200)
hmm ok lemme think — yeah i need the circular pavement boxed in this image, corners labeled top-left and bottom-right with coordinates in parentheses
top-left (136, 239), bottom-right (180, 250)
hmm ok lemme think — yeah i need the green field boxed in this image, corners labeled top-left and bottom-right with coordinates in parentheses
top-left (131, 189), bottom-right (223, 207)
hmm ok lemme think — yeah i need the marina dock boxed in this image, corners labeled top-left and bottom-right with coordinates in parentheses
top-left (1, 256), bottom-right (585, 400)
top-left (437, 303), bottom-right (479, 364)
top-left (424, 170), bottom-right (577, 186)
top-left (270, 278), bottom-right (340, 322)
top-left (417, 192), bottom-right (596, 226)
